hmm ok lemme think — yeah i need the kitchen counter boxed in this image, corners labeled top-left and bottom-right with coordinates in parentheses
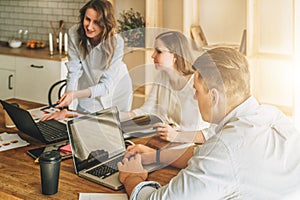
top-left (0, 41), bottom-right (67, 62)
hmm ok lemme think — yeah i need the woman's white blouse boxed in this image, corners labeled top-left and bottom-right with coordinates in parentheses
top-left (66, 24), bottom-right (132, 113)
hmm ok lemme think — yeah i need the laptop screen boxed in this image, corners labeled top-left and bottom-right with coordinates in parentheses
top-left (67, 107), bottom-right (125, 172)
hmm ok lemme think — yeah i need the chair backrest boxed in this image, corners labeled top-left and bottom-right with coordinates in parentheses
top-left (190, 25), bottom-right (208, 49)
top-left (239, 29), bottom-right (247, 55)
top-left (48, 79), bottom-right (67, 105)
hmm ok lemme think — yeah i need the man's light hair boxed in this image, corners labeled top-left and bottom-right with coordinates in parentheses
top-left (193, 47), bottom-right (251, 104)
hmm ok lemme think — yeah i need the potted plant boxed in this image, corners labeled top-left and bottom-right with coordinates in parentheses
top-left (117, 8), bottom-right (145, 47)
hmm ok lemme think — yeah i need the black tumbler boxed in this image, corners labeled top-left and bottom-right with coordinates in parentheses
top-left (39, 150), bottom-right (62, 195)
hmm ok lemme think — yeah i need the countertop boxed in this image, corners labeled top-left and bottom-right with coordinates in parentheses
top-left (0, 41), bottom-right (68, 62)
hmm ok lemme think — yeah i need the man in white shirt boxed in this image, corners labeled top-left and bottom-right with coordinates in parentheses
top-left (117, 47), bottom-right (300, 199)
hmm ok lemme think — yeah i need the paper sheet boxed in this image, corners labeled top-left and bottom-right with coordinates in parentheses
top-left (0, 132), bottom-right (29, 152)
top-left (79, 193), bottom-right (128, 200)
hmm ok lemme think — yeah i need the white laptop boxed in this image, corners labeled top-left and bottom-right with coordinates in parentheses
top-left (67, 107), bottom-right (162, 190)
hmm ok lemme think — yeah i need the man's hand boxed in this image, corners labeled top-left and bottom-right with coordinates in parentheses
top-left (118, 154), bottom-right (148, 195)
top-left (125, 144), bottom-right (156, 164)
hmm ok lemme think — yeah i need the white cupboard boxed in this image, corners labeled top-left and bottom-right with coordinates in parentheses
top-left (15, 57), bottom-right (67, 104)
top-left (0, 69), bottom-right (15, 100)
top-left (0, 55), bottom-right (15, 100)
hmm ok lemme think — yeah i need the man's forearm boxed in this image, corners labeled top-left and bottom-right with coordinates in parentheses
top-left (123, 175), bottom-right (145, 196)
top-left (160, 146), bottom-right (194, 169)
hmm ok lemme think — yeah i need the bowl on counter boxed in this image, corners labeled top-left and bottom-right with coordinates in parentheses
top-left (8, 39), bottom-right (22, 48)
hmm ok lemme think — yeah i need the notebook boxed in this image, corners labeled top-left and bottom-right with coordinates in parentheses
top-left (0, 100), bottom-right (68, 144)
top-left (67, 107), bottom-right (162, 190)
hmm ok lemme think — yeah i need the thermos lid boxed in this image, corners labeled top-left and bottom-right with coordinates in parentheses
top-left (39, 150), bottom-right (61, 163)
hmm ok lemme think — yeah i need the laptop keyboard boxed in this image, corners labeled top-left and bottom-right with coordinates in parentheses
top-left (37, 120), bottom-right (68, 142)
top-left (86, 156), bottom-right (123, 179)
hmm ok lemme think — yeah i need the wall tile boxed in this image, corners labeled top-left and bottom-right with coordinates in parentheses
top-left (0, 0), bottom-right (86, 42)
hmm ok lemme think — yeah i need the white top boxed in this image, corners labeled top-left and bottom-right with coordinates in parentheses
top-left (131, 96), bottom-right (300, 200)
top-left (132, 71), bottom-right (211, 138)
top-left (66, 24), bottom-right (132, 113)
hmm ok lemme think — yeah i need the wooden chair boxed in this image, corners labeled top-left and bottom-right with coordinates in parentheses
top-left (190, 25), bottom-right (208, 49)
top-left (239, 29), bottom-right (247, 55)
top-left (191, 25), bottom-right (246, 54)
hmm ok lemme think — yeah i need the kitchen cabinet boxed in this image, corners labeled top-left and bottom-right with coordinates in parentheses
top-left (0, 55), bottom-right (15, 100)
top-left (15, 57), bottom-right (67, 104)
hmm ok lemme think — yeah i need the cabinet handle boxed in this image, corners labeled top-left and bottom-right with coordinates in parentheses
top-left (30, 64), bottom-right (44, 69)
top-left (8, 74), bottom-right (13, 90)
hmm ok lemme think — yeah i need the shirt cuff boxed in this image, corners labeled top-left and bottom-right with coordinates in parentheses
top-left (203, 124), bottom-right (217, 140)
top-left (88, 84), bottom-right (108, 98)
top-left (130, 181), bottom-right (161, 200)
top-left (132, 109), bottom-right (147, 116)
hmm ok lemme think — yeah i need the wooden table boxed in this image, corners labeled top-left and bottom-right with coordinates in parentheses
top-left (0, 99), bottom-right (179, 200)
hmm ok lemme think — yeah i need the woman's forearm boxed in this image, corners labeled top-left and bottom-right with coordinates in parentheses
top-left (73, 88), bottom-right (91, 99)
top-left (173, 131), bottom-right (206, 144)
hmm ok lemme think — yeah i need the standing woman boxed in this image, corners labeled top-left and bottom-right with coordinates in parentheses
top-left (43, 0), bottom-right (132, 120)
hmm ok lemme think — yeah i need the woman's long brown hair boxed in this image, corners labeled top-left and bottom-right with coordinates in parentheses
top-left (77, 0), bottom-right (117, 68)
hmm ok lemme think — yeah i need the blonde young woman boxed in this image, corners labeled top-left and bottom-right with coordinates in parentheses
top-left (124, 31), bottom-right (212, 144)
top-left (42, 0), bottom-right (132, 121)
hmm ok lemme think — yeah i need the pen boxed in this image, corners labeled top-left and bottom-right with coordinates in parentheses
top-left (40, 103), bottom-right (59, 111)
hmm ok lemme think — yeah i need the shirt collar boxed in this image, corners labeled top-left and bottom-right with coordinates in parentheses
top-left (215, 96), bottom-right (259, 133)
top-left (87, 39), bottom-right (102, 50)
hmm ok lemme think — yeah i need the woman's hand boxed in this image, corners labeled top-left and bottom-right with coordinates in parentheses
top-left (40, 109), bottom-right (68, 121)
top-left (125, 144), bottom-right (156, 164)
top-left (57, 91), bottom-right (76, 107)
top-left (154, 122), bottom-right (178, 142)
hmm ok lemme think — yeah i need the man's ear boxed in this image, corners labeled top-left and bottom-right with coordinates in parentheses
top-left (210, 88), bottom-right (219, 106)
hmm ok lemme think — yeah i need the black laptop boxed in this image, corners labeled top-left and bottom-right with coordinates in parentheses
top-left (1, 100), bottom-right (68, 144)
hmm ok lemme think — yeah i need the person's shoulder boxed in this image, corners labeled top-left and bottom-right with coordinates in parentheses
top-left (114, 34), bottom-right (124, 49)
top-left (68, 24), bottom-right (79, 36)
top-left (113, 34), bottom-right (123, 45)
top-left (193, 135), bottom-right (232, 162)
top-left (114, 33), bottom-right (123, 41)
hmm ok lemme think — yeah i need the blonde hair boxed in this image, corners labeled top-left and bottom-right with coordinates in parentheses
top-left (156, 31), bottom-right (195, 76)
top-left (193, 47), bottom-right (251, 103)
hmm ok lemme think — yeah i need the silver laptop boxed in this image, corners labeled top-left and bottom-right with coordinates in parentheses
top-left (67, 107), bottom-right (162, 190)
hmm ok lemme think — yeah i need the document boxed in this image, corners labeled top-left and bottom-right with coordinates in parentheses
top-left (121, 114), bottom-right (164, 139)
top-left (0, 132), bottom-right (29, 152)
top-left (79, 193), bottom-right (128, 200)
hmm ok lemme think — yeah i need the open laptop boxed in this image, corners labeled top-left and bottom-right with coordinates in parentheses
top-left (0, 100), bottom-right (68, 144)
top-left (67, 106), bottom-right (163, 190)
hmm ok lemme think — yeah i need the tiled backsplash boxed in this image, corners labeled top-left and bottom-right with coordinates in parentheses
top-left (0, 0), bottom-right (88, 43)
